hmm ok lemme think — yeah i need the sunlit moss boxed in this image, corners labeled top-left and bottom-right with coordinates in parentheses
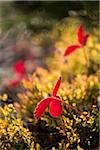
top-left (0, 104), bottom-right (40, 150)
top-left (0, 93), bottom-right (8, 101)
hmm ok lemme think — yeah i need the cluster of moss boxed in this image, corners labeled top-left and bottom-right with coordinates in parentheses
top-left (0, 104), bottom-right (40, 150)
top-left (0, 101), bottom-right (98, 149)
top-left (60, 104), bottom-right (99, 149)
top-left (17, 67), bottom-right (98, 123)
top-left (15, 70), bottom-right (98, 149)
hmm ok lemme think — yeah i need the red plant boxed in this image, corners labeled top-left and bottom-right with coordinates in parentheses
top-left (34, 77), bottom-right (62, 119)
top-left (6, 60), bottom-right (27, 88)
top-left (64, 23), bottom-right (89, 56)
top-left (34, 77), bottom-right (82, 119)
top-left (13, 60), bottom-right (26, 75)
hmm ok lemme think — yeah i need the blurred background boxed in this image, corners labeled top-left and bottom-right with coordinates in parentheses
top-left (0, 1), bottom-right (99, 92)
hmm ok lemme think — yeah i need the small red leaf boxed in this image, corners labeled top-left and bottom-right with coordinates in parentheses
top-left (34, 98), bottom-right (52, 119)
top-left (49, 99), bottom-right (63, 118)
top-left (8, 79), bottom-right (20, 88)
top-left (52, 77), bottom-right (61, 96)
top-left (13, 60), bottom-right (26, 75)
top-left (83, 34), bottom-right (89, 46)
top-left (77, 23), bottom-right (84, 45)
top-left (77, 23), bottom-right (89, 46)
top-left (6, 74), bottom-right (23, 88)
top-left (64, 45), bottom-right (80, 56)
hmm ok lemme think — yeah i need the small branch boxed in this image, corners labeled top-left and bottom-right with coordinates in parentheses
top-left (64, 102), bottom-right (83, 115)
top-left (64, 101), bottom-right (90, 121)
top-left (59, 116), bottom-right (66, 149)
top-left (83, 47), bottom-right (89, 75)
top-left (55, 97), bottom-right (83, 116)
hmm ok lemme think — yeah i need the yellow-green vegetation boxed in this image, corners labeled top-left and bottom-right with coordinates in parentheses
top-left (16, 69), bottom-right (99, 149)
top-left (0, 18), bottom-right (99, 149)
top-left (47, 18), bottom-right (99, 77)
top-left (0, 104), bottom-right (40, 150)
top-left (17, 69), bottom-right (98, 122)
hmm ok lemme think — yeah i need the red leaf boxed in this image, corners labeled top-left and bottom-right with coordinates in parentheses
top-left (52, 77), bottom-right (61, 96)
top-left (83, 34), bottom-right (89, 46)
top-left (8, 79), bottom-right (20, 88)
top-left (6, 74), bottom-right (23, 88)
top-left (77, 23), bottom-right (89, 46)
top-left (49, 99), bottom-right (63, 118)
top-left (34, 98), bottom-right (52, 119)
top-left (77, 23), bottom-right (84, 45)
top-left (13, 60), bottom-right (26, 75)
top-left (64, 45), bottom-right (80, 56)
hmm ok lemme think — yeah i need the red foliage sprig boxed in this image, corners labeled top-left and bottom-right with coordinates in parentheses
top-left (7, 60), bottom-right (27, 88)
top-left (34, 77), bottom-right (83, 119)
top-left (34, 77), bottom-right (62, 119)
top-left (64, 23), bottom-right (89, 56)
top-left (13, 60), bottom-right (26, 75)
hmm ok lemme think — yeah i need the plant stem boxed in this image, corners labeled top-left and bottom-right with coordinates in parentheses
top-left (53, 97), bottom-right (89, 120)
top-left (64, 101), bottom-right (90, 121)
top-left (64, 102), bottom-right (83, 115)
top-left (56, 97), bottom-right (83, 116)
top-left (63, 57), bottom-right (73, 82)
top-left (67, 59), bottom-right (73, 82)
top-left (59, 117), bottom-right (66, 149)
top-left (60, 116), bottom-right (66, 132)
top-left (83, 47), bottom-right (89, 75)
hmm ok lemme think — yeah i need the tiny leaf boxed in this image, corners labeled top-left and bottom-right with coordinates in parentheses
top-left (13, 60), bottom-right (26, 75)
top-left (34, 98), bottom-right (51, 119)
top-left (64, 45), bottom-right (80, 56)
top-left (77, 23), bottom-right (84, 45)
top-left (52, 77), bottom-right (61, 96)
top-left (49, 99), bottom-right (63, 118)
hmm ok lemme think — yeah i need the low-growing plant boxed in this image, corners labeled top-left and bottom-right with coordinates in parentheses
top-left (18, 69), bottom-right (99, 122)
top-left (0, 104), bottom-right (40, 150)
top-left (47, 19), bottom-right (99, 78)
